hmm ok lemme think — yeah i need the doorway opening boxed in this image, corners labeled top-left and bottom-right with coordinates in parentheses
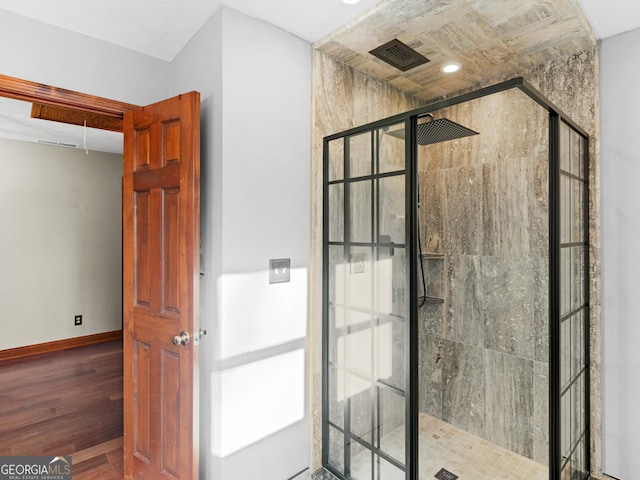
top-left (0, 74), bottom-right (132, 475)
top-left (0, 74), bottom-right (202, 480)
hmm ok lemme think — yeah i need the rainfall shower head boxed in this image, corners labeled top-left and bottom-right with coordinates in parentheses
top-left (386, 114), bottom-right (479, 145)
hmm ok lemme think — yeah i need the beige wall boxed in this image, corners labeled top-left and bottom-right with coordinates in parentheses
top-left (0, 138), bottom-right (123, 350)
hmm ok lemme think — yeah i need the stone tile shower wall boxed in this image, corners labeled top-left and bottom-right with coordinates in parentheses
top-left (417, 88), bottom-right (550, 465)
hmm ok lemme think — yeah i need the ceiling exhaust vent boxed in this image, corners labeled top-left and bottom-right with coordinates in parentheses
top-left (37, 139), bottom-right (79, 148)
top-left (369, 38), bottom-right (430, 72)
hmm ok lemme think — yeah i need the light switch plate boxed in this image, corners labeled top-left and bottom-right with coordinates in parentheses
top-left (269, 258), bottom-right (290, 284)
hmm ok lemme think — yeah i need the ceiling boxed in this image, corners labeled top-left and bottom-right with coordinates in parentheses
top-left (315, 0), bottom-right (596, 101)
top-left (0, 0), bottom-right (382, 61)
top-left (0, 0), bottom-right (638, 154)
top-left (577, 0), bottom-right (640, 39)
top-left (0, 96), bottom-right (124, 154)
top-left (0, 0), bottom-right (637, 60)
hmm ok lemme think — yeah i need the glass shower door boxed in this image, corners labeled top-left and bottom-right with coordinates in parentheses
top-left (324, 120), bottom-right (410, 479)
top-left (558, 120), bottom-right (590, 480)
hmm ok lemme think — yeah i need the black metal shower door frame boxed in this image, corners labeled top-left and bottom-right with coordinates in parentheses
top-left (322, 115), bottom-right (417, 479)
top-left (321, 77), bottom-right (591, 480)
top-left (550, 111), bottom-right (592, 480)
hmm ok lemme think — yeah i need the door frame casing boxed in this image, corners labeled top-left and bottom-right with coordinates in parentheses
top-left (0, 73), bottom-right (139, 119)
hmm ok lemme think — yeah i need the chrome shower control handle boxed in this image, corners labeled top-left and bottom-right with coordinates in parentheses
top-left (172, 331), bottom-right (190, 346)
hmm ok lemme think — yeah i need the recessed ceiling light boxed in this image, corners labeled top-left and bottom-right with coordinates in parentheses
top-left (442, 63), bottom-right (461, 73)
top-left (342, 0), bottom-right (361, 4)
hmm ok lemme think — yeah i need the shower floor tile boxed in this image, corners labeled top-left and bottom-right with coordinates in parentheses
top-left (329, 413), bottom-right (548, 479)
top-left (418, 414), bottom-right (547, 480)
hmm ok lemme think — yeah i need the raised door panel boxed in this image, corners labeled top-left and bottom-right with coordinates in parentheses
top-left (135, 192), bottom-right (151, 308)
top-left (162, 120), bottom-right (181, 167)
top-left (162, 188), bottom-right (181, 316)
top-left (133, 340), bottom-right (151, 463)
top-left (160, 349), bottom-right (181, 477)
top-left (135, 127), bottom-right (151, 171)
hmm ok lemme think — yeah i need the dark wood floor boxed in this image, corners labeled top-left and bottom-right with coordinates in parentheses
top-left (0, 340), bottom-right (124, 479)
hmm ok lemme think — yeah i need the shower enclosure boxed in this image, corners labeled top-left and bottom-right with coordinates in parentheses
top-left (322, 78), bottom-right (590, 480)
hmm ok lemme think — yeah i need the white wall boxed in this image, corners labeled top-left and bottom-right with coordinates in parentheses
top-left (171, 8), bottom-right (224, 479)
top-left (0, 139), bottom-right (123, 349)
top-left (171, 6), bottom-right (311, 479)
top-left (0, 8), bottom-right (171, 105)
top-left (600, 26), bottom-right (640, 480)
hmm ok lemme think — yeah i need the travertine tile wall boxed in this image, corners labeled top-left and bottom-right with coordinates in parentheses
top-left (417, 88), bottom-right (550, 465)
top-left (523, 48), bottom-right (601, 476)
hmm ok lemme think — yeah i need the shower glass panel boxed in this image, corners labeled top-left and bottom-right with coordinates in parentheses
top-left (324, 120), bottom-right (409, 479)
top-left (558, 120), bottom-right (589, 480)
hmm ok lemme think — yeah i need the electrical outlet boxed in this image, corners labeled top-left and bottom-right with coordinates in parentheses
top-left (74, 315), bottom-right (82, 326)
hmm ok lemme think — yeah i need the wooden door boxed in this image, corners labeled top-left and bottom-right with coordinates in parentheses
top-left (122, 92), bottom-right (200, 480)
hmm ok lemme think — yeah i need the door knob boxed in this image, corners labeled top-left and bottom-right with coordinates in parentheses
top-left (172, 330), bottom-right (190, 346)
